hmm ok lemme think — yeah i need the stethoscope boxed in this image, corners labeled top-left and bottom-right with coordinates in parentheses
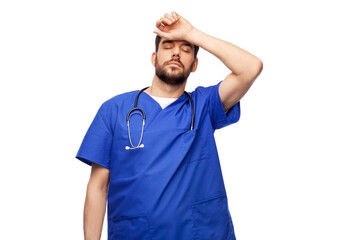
top-left (125, 87), bottom-right (195, 150)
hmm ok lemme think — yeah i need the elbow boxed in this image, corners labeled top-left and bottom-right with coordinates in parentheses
top-left (239, 58), bottom-right (262, 83)
top-left (232, 58), bottom-right (263, 83)
top-left (250, 59), bottom-right (263, 81)
top-left (255, 58), bottom-right (263, 74)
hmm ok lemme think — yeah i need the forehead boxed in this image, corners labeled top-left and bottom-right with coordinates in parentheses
top-left (160, 39), bottom-right (194, 48)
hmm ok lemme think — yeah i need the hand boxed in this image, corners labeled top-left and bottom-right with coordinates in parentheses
top-left (153, 12), bottom-right (195, 41)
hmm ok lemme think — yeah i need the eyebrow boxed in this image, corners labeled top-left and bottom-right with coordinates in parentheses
top-left (161, 40), bottom-right (194, 48)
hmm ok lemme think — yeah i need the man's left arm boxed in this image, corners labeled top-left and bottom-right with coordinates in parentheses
top-left (187, 29), bottom-right (263, 112)
top-left (154, 12), bottom-right (263, 112)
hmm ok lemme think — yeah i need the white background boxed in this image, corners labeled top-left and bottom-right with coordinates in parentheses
top-left (1, 0), bottom-right (359, 239)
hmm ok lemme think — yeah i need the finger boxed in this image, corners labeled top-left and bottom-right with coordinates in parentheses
top-left (171, 11), bottom-right (180, 20)
top-left (159, 16), bottom-right (172, 26)
top-left (153, 30), bottom-right (171, 39)
top-left (155, 19), bottom-right (166, 30)
top-left (164, 13), bottom-right (176, 22)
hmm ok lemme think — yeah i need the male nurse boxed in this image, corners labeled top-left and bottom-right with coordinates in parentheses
top-left (76, 11), bottom-right (263, 240)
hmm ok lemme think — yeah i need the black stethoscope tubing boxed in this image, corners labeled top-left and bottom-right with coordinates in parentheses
top-left (127, 87), bottom-right (194, 131)
top-left (125, 87), bottom-right (195, 150)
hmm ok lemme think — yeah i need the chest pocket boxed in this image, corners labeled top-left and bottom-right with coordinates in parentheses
top-left (181, 127), bottom-right (208, 164)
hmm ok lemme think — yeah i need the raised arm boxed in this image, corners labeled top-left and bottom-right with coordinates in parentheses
top-left (154, 12), bottom-right (263, 112)
top-left (84, 163), bottom-right (109, 240)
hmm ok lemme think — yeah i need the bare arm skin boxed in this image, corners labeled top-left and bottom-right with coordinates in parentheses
top-left (84, 163), bottom-right (110, 240)
top-left (154, 12), bottom-right (263, 112)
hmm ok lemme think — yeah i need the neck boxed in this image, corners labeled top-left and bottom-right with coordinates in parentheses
top-left (144, 75), bottom-right (187, 98)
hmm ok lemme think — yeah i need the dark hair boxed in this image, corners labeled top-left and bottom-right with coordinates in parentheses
top-left (155, 35), bottom-right (199, 59)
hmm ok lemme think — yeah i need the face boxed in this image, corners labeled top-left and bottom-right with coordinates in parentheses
top-left (152, 39), bottom-right (198, 86)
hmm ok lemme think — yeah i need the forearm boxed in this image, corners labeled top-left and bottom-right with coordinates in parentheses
top-left (84, 183), bottom-right (108, 240)
top-left (185, 28), bottom-right (262, 76)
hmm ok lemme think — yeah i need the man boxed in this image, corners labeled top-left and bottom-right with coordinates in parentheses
top-left (76, 12), bottom-right (262, 240)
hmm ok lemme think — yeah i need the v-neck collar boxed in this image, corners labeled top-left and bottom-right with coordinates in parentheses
top-left (141, 91), bottom-right (188, 111)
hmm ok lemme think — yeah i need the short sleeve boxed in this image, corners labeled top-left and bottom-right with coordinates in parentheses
top-left (200, 80), bottom-right (241, 130)
top-left (75, 102), bottom-right (113, 169)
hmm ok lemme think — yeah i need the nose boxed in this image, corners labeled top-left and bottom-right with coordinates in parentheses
top-left (172, 47), bottom-right (180, 58)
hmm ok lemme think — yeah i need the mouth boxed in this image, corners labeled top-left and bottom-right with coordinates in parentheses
top-left (167, 61), bottom-right (182, 68)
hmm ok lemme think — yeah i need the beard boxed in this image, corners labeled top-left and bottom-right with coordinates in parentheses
top-left (155, 57), bottom-right (194, 86)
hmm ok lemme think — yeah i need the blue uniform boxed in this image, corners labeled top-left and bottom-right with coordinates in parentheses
top-left (76, 80), bottom-right (241, 240)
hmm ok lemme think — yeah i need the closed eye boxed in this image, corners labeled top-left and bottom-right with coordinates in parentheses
top-left (162, 44), bottom-right (173, 49)
top-left (181, 47), bottom-right (191, 53)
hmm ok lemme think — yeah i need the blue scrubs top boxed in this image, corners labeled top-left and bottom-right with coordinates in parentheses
top-left (76, 80), bottom-right (241, 240)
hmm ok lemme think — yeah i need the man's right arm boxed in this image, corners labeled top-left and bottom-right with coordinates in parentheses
top-left (84, 163), bottom-right (110, 240)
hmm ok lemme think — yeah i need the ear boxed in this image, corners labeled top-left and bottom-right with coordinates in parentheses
top-left (151, 52), bottom-right (157, 67)
top-left (191, 58), bottom-right (198, 72)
